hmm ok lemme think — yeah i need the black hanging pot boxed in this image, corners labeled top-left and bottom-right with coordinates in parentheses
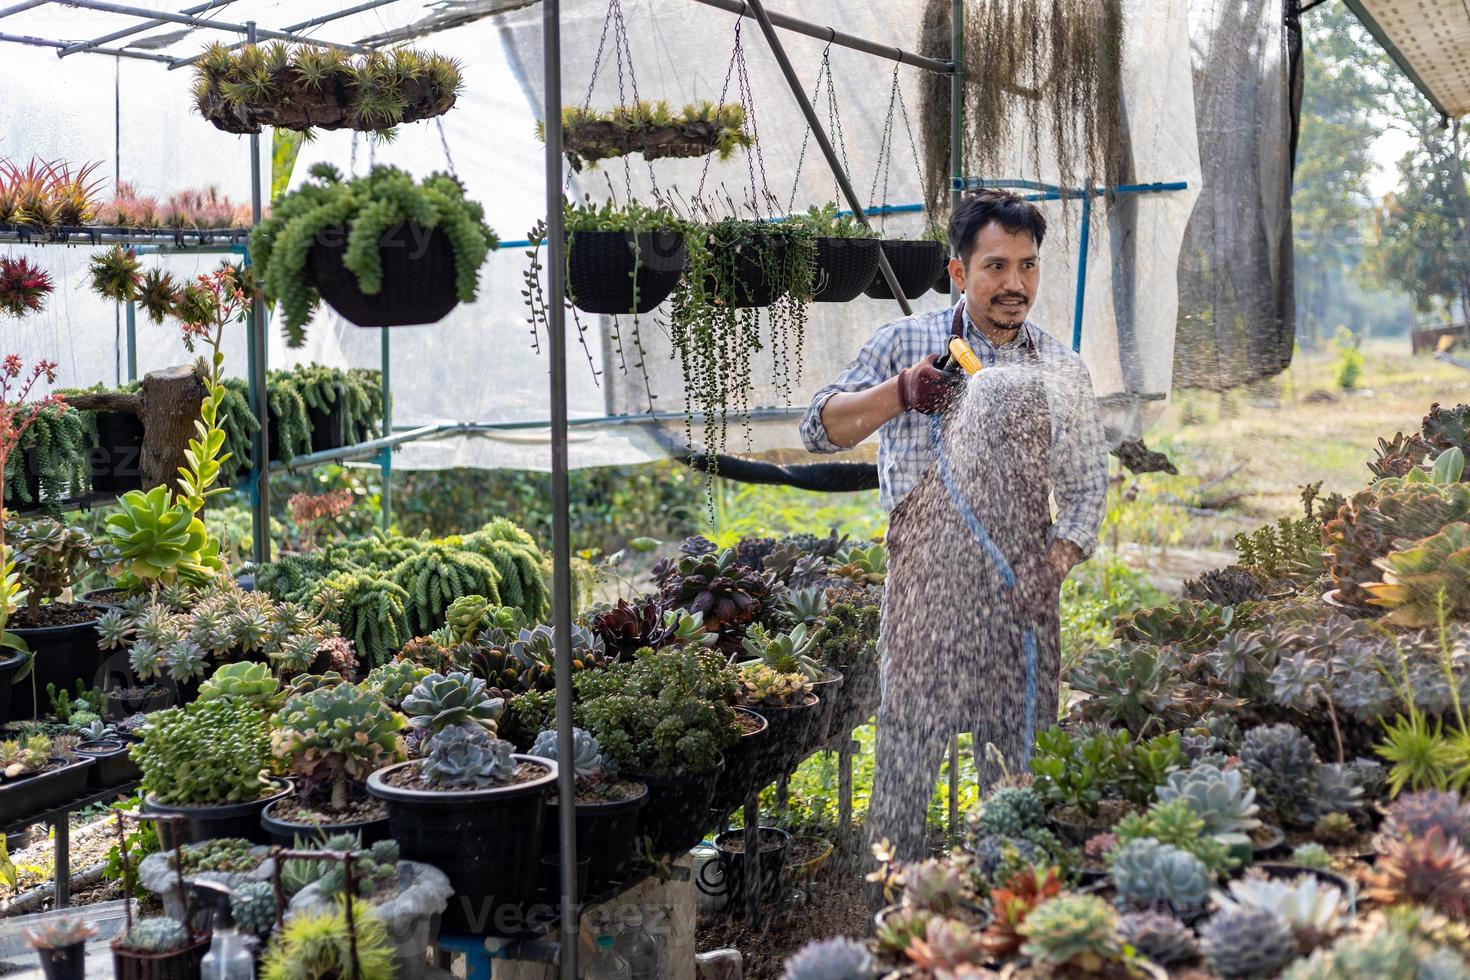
top-left (368, 755), bottom-right (557, 935)
top-left (8, 607), bottom-right (108, 720)
top-left (143, 777), bottom-right (293, 849)
top-left (811, 237), bottom-right (882, 303)
top-left (567, 229), bottom-right (687, 314)
top-left (541, 780), bottom-right (649, 895)
top-left (624, 758), bottom-right (724, 858)
top-left (310, 220), bottom-right (462, 328)
top-left (703, 234), bottom-right (788, 308)
top-left (864, 240), bottom-right (949, 300)
top-left (259, 796), bottom-right (391, 848)
top-left (747, 694), bottom-right (822, 787)
top-left (88, 410), bottom-right (145, 495)
top-left (709, 708), bottom-right (770, 817)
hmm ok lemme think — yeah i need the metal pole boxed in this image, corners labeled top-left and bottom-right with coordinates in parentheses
top-left (246, 20), bottom-right (270, 566)
top-left (59, 0), bottom-right (233, 56)
top-left (948, 0), bottom-right (963, 304)
top-left (124, 300), bottom-right (137, 383)
top-left (378, 328), bottom-right (392, 532)
top-left (542, 1), bottom-right (579, 975)
top-left (167, 0), bottom-right (405, 70)
top-left (947, 734), bottom-right (959, 840)
top-left (0, 1), bottom-right (47, 20)
top-left (688, 0), bottom-right (953, 74)
top-left (1072, 187), bottom-right (1092, 353)
top-left (52, 0), bottom-right (369, 52)
top-left (743, 0), bottom-right (912, 316)
top-left (0, 30), bottom-right (175, 61)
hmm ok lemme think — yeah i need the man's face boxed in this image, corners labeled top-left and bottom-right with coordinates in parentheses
top-left (950, 222), bottom-right (1040, 330)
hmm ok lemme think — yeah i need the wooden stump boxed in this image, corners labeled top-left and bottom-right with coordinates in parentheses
top-left (67, 364), bottom-right (208, 492)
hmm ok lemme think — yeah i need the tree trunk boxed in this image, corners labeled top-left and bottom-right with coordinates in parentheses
top-left (67, 364), bottom-right (206, 492)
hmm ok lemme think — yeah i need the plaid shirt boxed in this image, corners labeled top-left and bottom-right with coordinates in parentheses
top-left (800, 302), bottom-right (1109, 557)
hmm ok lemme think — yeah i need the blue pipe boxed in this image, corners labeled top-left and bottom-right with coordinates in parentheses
top-left (1072, 190), bottom-right (1092, 353)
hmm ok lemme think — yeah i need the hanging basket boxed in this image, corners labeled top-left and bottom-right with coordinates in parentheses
top-left (567, 230), bottom-right (687, 314)
top-left (864, 240), bottom-right (949, 300)
top-left (702, 234), bottom-right (788, 309)
top-left (933, 264), bottom-right (955, 295)
top-left (811, 238), bottom-right (882, 303)
top-left (310, 220), bottom-right (461, 328)
top-left (563, 120), bottom-right (733, 172)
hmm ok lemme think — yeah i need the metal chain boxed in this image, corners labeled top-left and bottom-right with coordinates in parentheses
top-left (868, 66), bottom-right (901, 234)
top-left (435, 117), bottom-right (458, 178)
top-left (893, 71), bottom-right (929, 220)
top-left (608, 0), bottom-right (653, 198)
top-left (733, 20), bottom-right (778, 216)
top-left (825, 48), bottom-right (853, 204)
top-left (349, 131), bottom-right (359, 178)
top-left (786, 43), bottom-right (834, 214)
top-left (696, 16), bottom-right (745, 206)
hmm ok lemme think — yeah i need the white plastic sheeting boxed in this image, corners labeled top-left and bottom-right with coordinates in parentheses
top-left (0, 0), bottom-right (1201, 472)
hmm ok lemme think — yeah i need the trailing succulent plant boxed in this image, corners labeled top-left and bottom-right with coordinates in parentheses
top-left (400, 671), bottom-right (503, 736)
top-left (1368, 826), bottom-right (1470, 918)
top-left (779, 937), bottom-right (875, 980)
top-left (117, 917), bottom-right (192, 953)
top-left (1214, 872), bottom-right (1347, 952)
top-left (251, 163), bottom-right (496, 347)
top-left (736, 664), bottom-right (812, 707)
top-left (1198, 904), bottom-right (1300, 979)
top-left (654, 548), bottom-right (773, 638)
top-left (1239, 723), bottom-right (1320, 827)
top-left (1109, 837), bottom-right (1212, 911)
top-left (1116, 909), bottom-right (1197, 968)
top-left (419, 725), bottom-right (518, 789)
top-left (362, 658), bottom-right (432, 709)
top-left (270, 681), bottom-right (406, 812)
top-left (134, 698), bottom-right (273, 805)
top-left (389, 544), bottom-right (504, 638)
top-left (1018, 893), bottom-right (1123, 974)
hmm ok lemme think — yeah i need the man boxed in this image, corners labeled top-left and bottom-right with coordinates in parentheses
top-left (799, 189), bottom-right (1108, 861)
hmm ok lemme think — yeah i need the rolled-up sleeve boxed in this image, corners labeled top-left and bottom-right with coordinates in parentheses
top-left (1048, 360), bottom-right (1109, 559)
top-left (800, 323), bottom-right (901, 454)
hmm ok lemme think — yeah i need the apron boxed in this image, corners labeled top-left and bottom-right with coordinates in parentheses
top-left (879, 305), bottom-right (1060, 773)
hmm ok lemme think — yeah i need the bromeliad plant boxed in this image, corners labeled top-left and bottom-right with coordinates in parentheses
top-left (0, 256), bottom-right (53, 318)
top-left (250, 163), bottom-right (498, 347)
top-left (271, 681), bottom-right (406, 813)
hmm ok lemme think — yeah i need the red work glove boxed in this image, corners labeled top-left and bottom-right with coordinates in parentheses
top-left (897, 353), bottom-right (963, 414)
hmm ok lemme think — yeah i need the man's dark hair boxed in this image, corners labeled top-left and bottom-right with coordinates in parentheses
top-left (947, 189), bottom-right (1047, 260)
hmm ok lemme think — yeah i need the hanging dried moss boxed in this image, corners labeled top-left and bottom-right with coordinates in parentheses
top-left (918, 0), bottom-right (1126, 204)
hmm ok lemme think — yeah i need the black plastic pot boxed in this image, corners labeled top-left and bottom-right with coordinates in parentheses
top-left (811, 237), bottom-right (881, 303)
top-left (542, 781), bottom-right (649, 895)
top-left (567, 229), bottom-right (686, 314)
top-left (808, 669), bottom-right (844, 749)
top-left (0, 757), bottom-right (94, 819)
top-left (266, 399), bottom-right (347, 463)
top-left (747, 694), bottom-right (822, 787)
top-left (864, 240), bottom-right (949, 300)
top-left (703, 827), bottom-right (790, 912)
top-left (310, 220), bottom-right (461, 328)
top-left (88, 410), bottom-right (145, 495)
top-left (623, 758), bottom-right (724, 858)
top-left (143, 778), bottom-right (292, 849)
top-left (703, 235), bottom-right (788, 308)
top-left (259, 796), bottom-right (391, 848)
top-left (0, 648), bottom-right (26, 724)
top-left (111, 932), bottom-right (209, 980)
top-left (35, 942), bottom-right (87, 980)
top-left (1253, 824), bottom-right (1288, 860)
top-left (709, 708), bottom-right (770, 817)
top-left (368, 755), bottom-right (557, 936)
top-left (105, 685), bottom-right (172, 719)
top-left (539, 852), bottom-right (591, 900)
top-left (1254, 862), bottom-right (1357, 903)
top-left (827, 659), bottom-right (879, 736)
top-left (76, 736), bottom-right (141, 789)
top-left (8, 609), bottom-right (107, 720)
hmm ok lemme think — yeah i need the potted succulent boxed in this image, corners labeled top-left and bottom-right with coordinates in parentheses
top-left (264, 680), bottom-right (406, 846)
top-left (5, 516), bottom-right (113, 720)
top-left (133, 697), bottom-right (290, 846)
top-left (708, 825), bottom-right (791, 912)
top-left (23, 917), bottom-right (98, 980)
top-left (809, 587), bottom-right (881, 736)
top-left (266, 363), bottom-right (384, 461)
top-left (0, 733), bottom-right (94, 816)
top-left (739, 621), bottom-right (842, 747)
top-left (529, 726), bottom-right (648, 894)
top-left (73, 717), bottom-right (141, 789)
top-left (864, 218), bottom-right (949, 300)
top-left (251, 163), bottom-right (499, 343)
top-left (552, 99), bottom-right (754, 172)
top-left (736, 664), bottom-right (819, 788)
top-left (787, 203), bottom-right (882, 303)
top-left (282, 836), bottom-right (452, 980)
top-left (708, 705), bottom-right (769, 818)
top-left (557, 197), bottom-right (688, 315)
top-left (366, 671), bottom-right (556, 934)
top-left (111, 916), bottom-right (208, 980)
top-left (192, 42), bottom-right (463, 136)
top-left (135, 837), bottom-right (275, 922)
top-left (1007, 892), bottom-right (1169, 979)
top-left (261, 901), bottom-right (396, 980)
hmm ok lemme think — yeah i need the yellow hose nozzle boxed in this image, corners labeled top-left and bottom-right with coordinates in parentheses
top-left (948, 337), bottom-right (983, 375)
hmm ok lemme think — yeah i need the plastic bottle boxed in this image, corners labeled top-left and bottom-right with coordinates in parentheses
top-left (582, 934), bottom-right (631, 980)
top-left (613, 908), bottom-right (659, 980)
top-left (196, 882), bottom-right (255, 980)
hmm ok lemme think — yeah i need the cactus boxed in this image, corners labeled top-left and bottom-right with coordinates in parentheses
top-left (362, 658), bottom-right (431, 710)
top-left (197, 661), bottom-right (283, 712)
top-left (1109, 837), bottom-right (1211, 911)
top-left (117, 917), bottom-right (190, 953)
top-left (1368, 827), bottom-right (1470, 918)
top-left (1018, 894), bottom-right (1122, 973)
top-left (976, 786), bottom-right (1046, 839)
top-left (400, 671), bottom-right (503, 735)
top-left (420, 726), bottom-right (517, 789)
top-left (1214, 873), bottom-right (1347, 951)
top-left (1382, 789), bottom-right (1470, 845)
top-left (1156, 761), bottom-right (1261, 837)
top-left (736, 664), bottom-right (812, 706)
top-left (270, 681), bottom-right (405, 813)
top-left (1117, 909), bottom-right (1197, 968)
top-left (1240, 723), bottom-right (1320, 826)
top-left (780, 937), bottom-right (874, 980)
top-left (1199, 905), bottom-right (1299, 978)
top-left (232, 880), bottom-right (277, 936)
